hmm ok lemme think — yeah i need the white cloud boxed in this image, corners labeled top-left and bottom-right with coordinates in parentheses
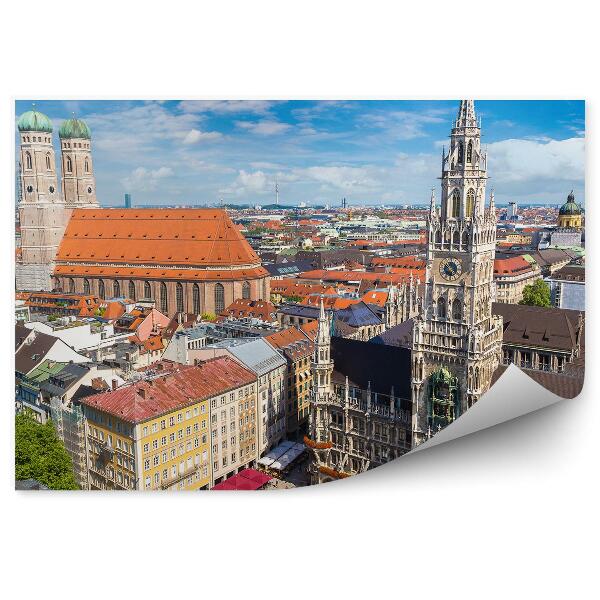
top-left (488, 137), bottom-right (584, 183)
top-left (121, 166), bottom-right (173, 191)
top-left (360, 109), bottom-right (446, 140)
top-left (298, 166), bottom-right (379, 191)
top-left (237, 169), bottom-right (269, 191)
top-left (235, 119), bottom-right (291, 135)
top-left (179, 100), bottom-right (275, 115)
top-left (249, 161), bottom-right (282, 170)
top-left (183, 128), bottom-right (222, 144)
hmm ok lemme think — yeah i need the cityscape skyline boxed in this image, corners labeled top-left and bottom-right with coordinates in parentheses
top-left (15, 100), bottom-right (585, 208)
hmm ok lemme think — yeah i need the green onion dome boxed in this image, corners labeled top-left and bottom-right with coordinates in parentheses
top-left (17, 109), bottom-right (53, 133)
top-left (59, 117), bottom-right (91, 139)
top-left (559, 191), bottom-right (583, 216)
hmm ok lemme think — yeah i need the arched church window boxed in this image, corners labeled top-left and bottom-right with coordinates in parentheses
top-left (452, 298), bottom-right (462, 320)
top-left (192, 283), bottom-right (200, 314)
top-left (214, 283), bottom-right (225, 314)
top-left (83, 278), bottom-right (90, 294)
top-left (452, 230), bottom-right (459, 246)
top-left (129, 280), bottom-right (136, 301)
top-left (85, 159), bottom-right (89, 173)
top-left (113, 280), bottom-right (120, 298)
top-left (462, 230), bottom-right (469, 247)
top-left (98, 280), bottom-right (105, 300)
top-left (435, 228), bottom-right (442, 245)
top-left (68, 278), bottom-right (75, 294)
top-left (176, 282), bottom-right (184, 313)
top-left (467, 140), bottom-right (473, 163)
top-left (160, 282), bottom-right (168, 314)
top-left (45, 154), bottom-right (51, 170)
top-left (25, 152), bottom-right (32, 170)
top-left (451, 189), bottom-right (460, 218)
top-left (466, 188), bottom-right (475, 217)
top-left (66, 156), bottom-right (72, 173)
top-left (242, 281), bottom-right (250, 300)
top-left (144, 281), bottom-right (151, 299)
top-left (437, 297), bottom-right (446, 319)
top-left (458, 141), bottom-right (464, 164)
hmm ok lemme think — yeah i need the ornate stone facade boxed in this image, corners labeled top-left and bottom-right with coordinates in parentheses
top-left (411, 100), bottom-right (503, 443)
top-left (384, 272), bottom-right (421, 329)
top-left (306, 302), bottom-right (413, 484)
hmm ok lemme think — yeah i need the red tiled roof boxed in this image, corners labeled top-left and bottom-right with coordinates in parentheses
top-left (55, 208), bottom-right (265, 271)
top-left (220, 299), bottom-right (276, 321)
top-left (270, 279), bottom-right (336, 298)
top-left (299, 269), bottom-right (423, 285)
top-left (494, 256), bottom-right (535, 275)
top-left (299, 320), bottom-right (319, 341)
top-left (371, 256), bottom-right (426, 269)
top-left (79, 357), bottom-right (256, 423)
top-left (266, 326), bottom-right (310, 349)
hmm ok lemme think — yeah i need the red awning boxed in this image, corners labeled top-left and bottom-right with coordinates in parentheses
top-left (212, 468), bottom-right (272, 491)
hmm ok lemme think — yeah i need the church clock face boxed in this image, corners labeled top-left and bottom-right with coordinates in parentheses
top-left (439, 257), bottom-right (462, 281)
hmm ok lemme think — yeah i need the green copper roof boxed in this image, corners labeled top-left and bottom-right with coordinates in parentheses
top-left (559, 191), bottom-right (583, 216)
top-left (17, 109), bottom-right (53, 133)
top-left (59, 117), bottom-right (91, 139)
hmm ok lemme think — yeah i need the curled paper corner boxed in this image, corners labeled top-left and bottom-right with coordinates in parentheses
top-left (410, 364), bottom-right (579, 454)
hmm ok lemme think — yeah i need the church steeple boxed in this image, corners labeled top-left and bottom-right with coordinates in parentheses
top-left (411, 99), bottom-right (503, 446)
top-left (455, 100), bottom-right (478, 128)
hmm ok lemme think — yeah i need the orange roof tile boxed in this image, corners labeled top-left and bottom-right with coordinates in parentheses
top-left (299, 319), bottom-right (319, 341)
top-left (221, 299), bottom-right (277, 321)
top-left (55, 208), bottom-right (263, 268)
top-left (494, 256), bottom-right (535, 275)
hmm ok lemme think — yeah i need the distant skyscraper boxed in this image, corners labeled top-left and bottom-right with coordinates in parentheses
top-left (125, 193), bottom-right (132, 208)
top-left (508, 201), bottom-right (517, 218)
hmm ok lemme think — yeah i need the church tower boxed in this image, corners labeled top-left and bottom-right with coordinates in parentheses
top-left (306, 299), bottom-right (336, 482)
top-left (411, 100), bottom-right (503, 444)
top-left (16, 107), bottom-right (68, 291)
top-left (59, 116), bottom-right (98, 208)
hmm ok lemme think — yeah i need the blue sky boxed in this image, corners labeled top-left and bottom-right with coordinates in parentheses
top-left (15, 100), bottom-right (585, 207)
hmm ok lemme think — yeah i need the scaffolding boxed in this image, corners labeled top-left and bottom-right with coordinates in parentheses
top-left (51, 398), bottom-right (88, 490)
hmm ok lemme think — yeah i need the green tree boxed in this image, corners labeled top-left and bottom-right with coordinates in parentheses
top-left (15, 411), bottom-right (79, 490)
top-left (201, 312), bottom-right (217, 322)
top-left (519, 278), bottom-right (551, 307)
top-left (284, 295), bottom-right (303, 303)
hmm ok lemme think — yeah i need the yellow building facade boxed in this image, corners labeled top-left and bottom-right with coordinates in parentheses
top-left (80, 357), bottom-right (258, 490)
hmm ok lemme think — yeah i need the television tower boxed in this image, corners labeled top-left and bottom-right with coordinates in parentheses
top-left (275, 178), bottom-right (280, 207)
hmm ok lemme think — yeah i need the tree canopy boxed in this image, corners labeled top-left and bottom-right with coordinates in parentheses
top-left (15, 411), bottom-right (79, 490)
top-left (519, 278), bottom-right (551, 307)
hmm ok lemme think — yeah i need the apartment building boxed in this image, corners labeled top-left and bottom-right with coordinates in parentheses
top-left (78, 357), bottom-right (257, 490)
top-left (195, 338), bottom-right (287, 454)
top-left (493, 256), bottom-right (541, 304)
top-left (265, 326), bottom-right (314, 439)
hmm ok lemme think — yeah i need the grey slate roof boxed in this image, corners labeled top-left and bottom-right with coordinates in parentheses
top-left (15, 329), bottom-right (57, 376)
top-left (370, 318), bottom-right (414, 348)
top-left (213, 338), bottom-right (286, 376)
top-left (334, 301), bottom-right (382, 329)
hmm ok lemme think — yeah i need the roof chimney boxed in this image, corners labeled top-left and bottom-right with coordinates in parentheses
top-left (111, 379), bottom-right (118, 391)
top-left (138, 388), bottom-right (146, 399)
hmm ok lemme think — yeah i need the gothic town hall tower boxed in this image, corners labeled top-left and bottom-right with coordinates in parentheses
top-left (411, 100), bottom-right (503, 445)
